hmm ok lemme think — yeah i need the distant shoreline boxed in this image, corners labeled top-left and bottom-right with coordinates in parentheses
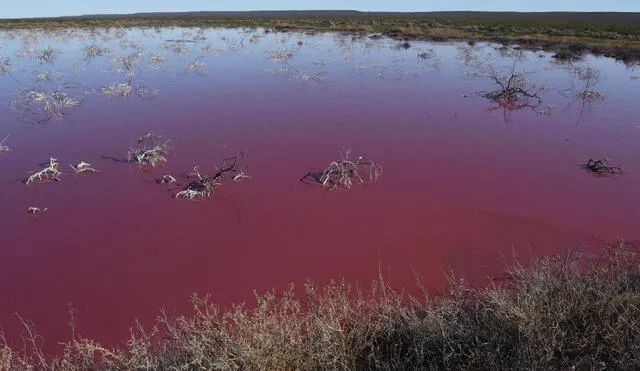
top-left (2, 11), bottom-right (640, 62)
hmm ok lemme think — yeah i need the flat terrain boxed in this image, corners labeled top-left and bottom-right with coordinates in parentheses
top-left (2, 11), bottom-right (640, 61)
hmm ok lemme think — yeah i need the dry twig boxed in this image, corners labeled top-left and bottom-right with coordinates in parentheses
top-left (25, 158), bottom-right (62, 184)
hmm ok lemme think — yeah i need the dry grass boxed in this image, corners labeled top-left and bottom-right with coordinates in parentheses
top-left (1, 241), bottom-right (637, 370)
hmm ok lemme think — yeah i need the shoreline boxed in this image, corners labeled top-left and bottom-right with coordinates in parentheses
top-left (1, 12), bottom-right (640, 63)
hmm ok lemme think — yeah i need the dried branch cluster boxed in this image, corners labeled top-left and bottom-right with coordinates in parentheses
top-left (0, 57), bottom-right (10, 74)
top-left (25, 158), bottom-right (99, 185)
top-left (568, 66), bottom-right (605, 102)
top-left (69, 161), bottom-right (99, 175)
top-left (33, 46), bottom-right (59, 64)
top-left (0, 134), bottom-right (9, 153)
top-left (582, 158), bottom-right (623, 176)
top-left (12, 86), bottom-right (87, 123)
top-left (175, 154), bottom-right (250, 200)
top-left (25, 158), bottom-right (62, 184)
top-left (82, 44), bottom-right (113, 60)
top-left (319, 149), bottom-right (383, 190)
top-left (128, 131), bottom-right (171, 168)
top-left (479, 64), bottom-right (544, 109)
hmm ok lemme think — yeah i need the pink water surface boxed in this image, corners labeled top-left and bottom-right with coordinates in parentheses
top-left (0, 32), bottom-right (638, 352)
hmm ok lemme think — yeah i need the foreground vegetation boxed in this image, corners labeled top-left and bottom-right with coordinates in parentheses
top-left (2, 11), bottom-right (640, 63)
top-left (1, 241), bottom-right (638, 370)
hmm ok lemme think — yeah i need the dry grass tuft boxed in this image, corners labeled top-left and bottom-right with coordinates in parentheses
top-left (1, 241), bottom-right (639, 369)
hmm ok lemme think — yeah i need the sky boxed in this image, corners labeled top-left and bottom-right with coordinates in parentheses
top-left (2, 0), bottom-right (639, 19)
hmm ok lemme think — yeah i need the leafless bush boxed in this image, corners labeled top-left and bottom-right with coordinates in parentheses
top-left (0, 57), bottom-right (10, 74)
top-left (266, 49), bottom-right (297, 63)
top-left (463, 51), bottom-right (544, 121)
top-left (26, 206), bottom-right (48, 215)
top-left (0, 134), bottom-right (9, 153)
top-left (175, 153), bottom-right (249, 200)
top-left (69, 161), bottom-right (99, 175)
top-left (158, 42), bottom-right (189, 55)
top-left (101, 79), bottom-right (158, 99)
top-left (417, 49), bottom-right (442, 69)
top-left (201, 43), bottom-right (223, 53)
top-left (147, 53), bottom-right (167, 70)
top-left (25, 157), bottom-right (62, 184)
top-left (119, 40), bottom-right (144, 52)
top-left (33, 46), bottom-right (59, 64)
top-left (565, 65), bottom-right (605, 102)
top-left (185, 57), bottom-right (208, 75)
top-left (157, 174), bottom-right (176, 184)
top-left (306, 149), bottom-right (382, 190)
top-left (127, 131), bottom-right (171, 168)
top-left (456, 44), bottom-right (481, 66)
top-left (82, 44), bottom-right (113, 60)
top-left (110, 53), bottom-right (143, 72)
top-left (101, 82), bottom-right (133, 97)
top-left (581, 158), bottom-right (623, 177)
top-left (479, 62), bottom-right (543, 107)
top-left (12, 86), bottom-right (87, 123)
top-left (33, 70), bottom-right (63, 82)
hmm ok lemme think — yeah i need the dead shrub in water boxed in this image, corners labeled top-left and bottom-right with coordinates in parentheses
top-left (0, 57), bottom-right (10, 74)
top-left (82, 44), bottom-right (113, 61)
top-left (479, 60), bottom-right (544, 109)
top-left (100, 78), bottom-right (158, 99)
top-left (564, 65), bottom-right (605, 103)
top-left (11, 85), bottom-right (88, 123)
top-left (24, 157), bottom-right (62, 184)
top-left (0, 134), bottom-right (9, 153)
top-left (185, 56), bottom-right (208, 75)
top-left (581, 158), bottom-right (623, 177)
top-left (69, 161), bottom-right (99, 175)
top-left (127, 131), bottom-right (171, 168)
top-left (175, 153), bottom-right (250, 200)
top-left (33, 46), bottom-right (59, 64)
top-left (465, 49), bottom-right (545, 120)
top-left (304, 149), bottom-right (382, 190)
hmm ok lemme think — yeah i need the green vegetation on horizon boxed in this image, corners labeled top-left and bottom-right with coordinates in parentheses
top-left (2, 11), bottom-right (640, 63)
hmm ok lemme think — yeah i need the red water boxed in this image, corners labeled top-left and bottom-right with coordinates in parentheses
top-left (0, 32), bottom-right (639, 353)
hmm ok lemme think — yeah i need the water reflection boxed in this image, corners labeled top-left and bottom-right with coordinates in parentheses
top-left (0, 27), bottom-right (632, 127)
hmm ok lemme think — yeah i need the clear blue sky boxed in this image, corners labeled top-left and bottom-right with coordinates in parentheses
top-left (2, 0), bottom-right (639, 19)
